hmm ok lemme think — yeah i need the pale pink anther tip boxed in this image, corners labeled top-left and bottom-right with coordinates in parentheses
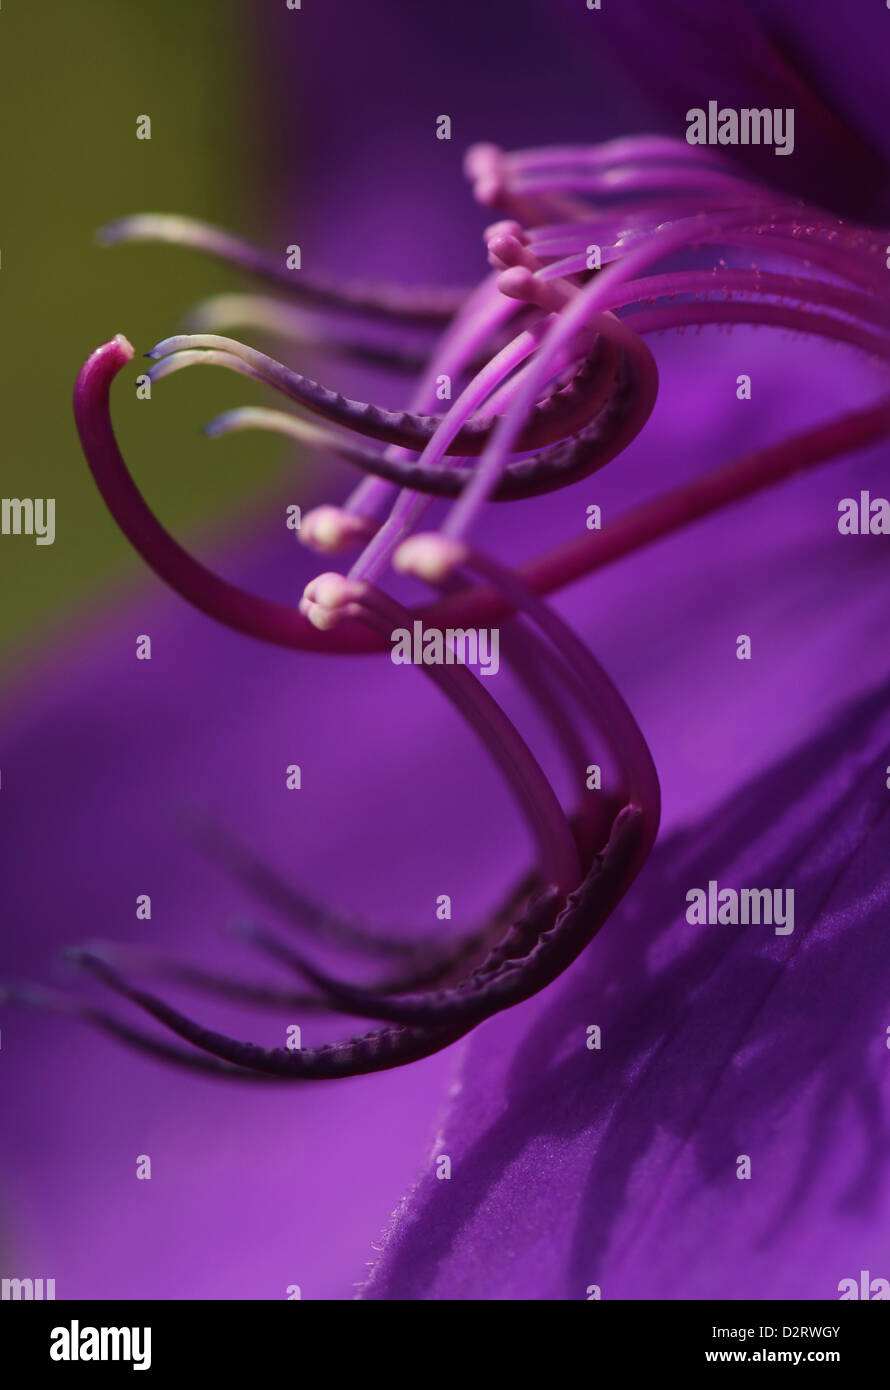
top-left (463, 142), bottom-right (503, 180)
top-left (483, 219), bottom-right (526, 245)
top-left (113, 333), bottom-right (136, 360)
top-left (301, 571), bottom-right (365, 630)
top-left (465, 144), bottom-right (507, 208)
top-left (486, 232), bottom-right (528, 270)
top-left (393, 534), bottom-right (469, 583)
top-left (300, 506), bottom-right (373, 554)
top-left (302, 571), bottom-right (355, 607)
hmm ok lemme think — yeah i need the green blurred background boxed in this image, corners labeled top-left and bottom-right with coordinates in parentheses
top-left (0, 0), bottom-right (288, 671)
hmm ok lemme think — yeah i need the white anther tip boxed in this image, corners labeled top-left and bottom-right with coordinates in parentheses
top-left (301, 571), bottom-right (358, 610)
top-left (300, 572), bottom-right (367, 632)
top-left (300, 506), bottom-right (373, 554)
top-left (393, 534), bottom-right (468, 583)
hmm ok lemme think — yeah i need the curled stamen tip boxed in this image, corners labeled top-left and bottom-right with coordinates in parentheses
top-left (464, 143), bottom-right (507, 207)
top-left (79, 335), bottom-right (135, 377)
top-left (486, 231), bottom-right (535, 272)
top-left (300, 571), bottom-right (365, 631)
top-left (94, 219), bottom-right (130, 246)
top-left (483, 219), bottom-right (526, 245)
top-left (95, 213), bottom-right (193, 247)
top-left (202, 411), bottom-right (240, 439)
top-left (95, 215), bottom-right (168, 247)
top-left (300, 506), bottom-right (375, 554)
top-left (145, 334), bottom-right (191, 360)
top-left (393, 533), bottom-right (469, 583)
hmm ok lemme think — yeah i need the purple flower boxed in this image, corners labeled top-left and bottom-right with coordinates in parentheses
top-left (59, 127), bottom-right (890, 1079)
top-left (3, 1), bottom-right (889, 1299)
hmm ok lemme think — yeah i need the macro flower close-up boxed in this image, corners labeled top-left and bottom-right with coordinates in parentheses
top-left (1, 0), bottom-right (889, 1321)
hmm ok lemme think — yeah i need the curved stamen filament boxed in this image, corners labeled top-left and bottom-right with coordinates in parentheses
top-left (75, 329), bottom-right (890, 659)
top-left (540, 214), bottom-right (890, 295)
top-left (184, 292), bottom-right (436, 372)
top-left (345, 319), bottom-right (556, 582)
top-left (74, 335), bottom-right (351, 652)
top-left (341, 272), bottom-right (522, 525)
top-left (54, 136), bottom-right (890, 1082)
top-left (0, 982), bottom-right (288, 1081)
top-left (300, 575), bottom-right (581, 896)
top-left (395, 538), bottom-right (660, 855)
top-left (433, 206), bottom-right (890, 544)
top-left (502, 135), bottom-right (736, 172)
top-left (601, 269), bottom-right (890, 335)
top-left (346, 317), bottom-right (613, 582)
top-left (98, 213), bottom-right (468, 324)
top-left (203, 352), bottom-right (625, 504)
top-left (509, 164), bottom-right (765, 200)
top-left (146, 330), bottom-right (609, 457)
top-left (442, 310), bottom-right (656, 539)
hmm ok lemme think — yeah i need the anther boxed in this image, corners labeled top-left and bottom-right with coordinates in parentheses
top-left (392, 534), bottom-right (469, 584)
top-left (483, 219), bottom-right (527, 247)
top-left (464, 142), bottom-right (508, 208)
top-left (299, 571), bottom-right (366, 630)
top-left (486, 232), bottom-right (540, 273)
top-left (299, 506), bottom-right (376, 554)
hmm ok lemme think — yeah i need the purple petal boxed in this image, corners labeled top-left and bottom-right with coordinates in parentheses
top-left (363, 676), bottom-right (890, 1300)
